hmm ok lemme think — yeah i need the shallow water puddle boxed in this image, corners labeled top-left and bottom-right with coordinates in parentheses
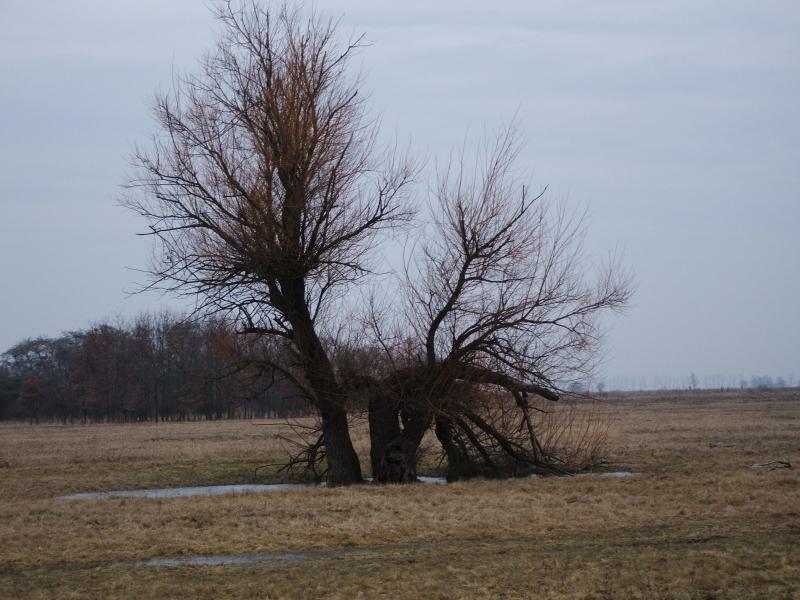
top-left (142, 552), bottom-right (314, 567)
top-left (585, 471), bottom-right (637, 478)
top-left (57, 472), bottom-right (633, 500)
top-left (137, 546), bottom-right (379, 567)
top-left (416, 476), bottom-right (448, 484)
top-left (58, 483), bottom-right (320, 500)
top-left (57, 478), bottom-right (448, 500)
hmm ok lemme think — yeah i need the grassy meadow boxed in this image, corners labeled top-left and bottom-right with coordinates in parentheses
top-left (1, 389), bottom-right (798, 599)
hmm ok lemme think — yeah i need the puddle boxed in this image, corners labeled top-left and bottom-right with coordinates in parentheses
top-left (58, 472), bottom-right (634, 501)
top-left (58, 483), bottom-right (320, 500)
top-left (417, 476), bottom-right (447, 484)
top-left (592, 471), bottom-right (637, 478)
top-left (139, 547), bottom-right (374, 568)
top-left (58, 477), bottom-right (448, 500)
top-left (142, 552), bottom-right (313, 567)
top-left (528, 470), bottom-right (638, 480)
top-left (570, 470), bottom-right (638, 479)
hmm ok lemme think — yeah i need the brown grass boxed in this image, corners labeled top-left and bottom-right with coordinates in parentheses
top-left (1, 389), bottom-right (798, 599)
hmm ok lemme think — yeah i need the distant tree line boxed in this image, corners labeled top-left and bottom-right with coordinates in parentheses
top-left (0, 313), bottom-right (312, 423)
top-left (600, 374), bottom-right (796, 393)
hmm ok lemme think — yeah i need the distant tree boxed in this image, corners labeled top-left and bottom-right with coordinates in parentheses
top-left (0, 364), bottom-right (20, 419)
top-left (568, 382), bottom-right (589, 394)
top-left (3, 336), bottom-right (81, 423)
top-left (17, 376), bottom-right (42, 424)
top-left (689, 372), bottom-right (698, 390)
top-left (750, 375), bottom-right (774, 390)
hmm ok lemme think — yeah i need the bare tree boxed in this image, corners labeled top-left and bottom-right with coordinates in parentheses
top-left (124, 1), bottom-right (630, 486)
top-left (124, 1), bottom-right (414, 485)
top-left (357, 130), bottom-right (632, 482)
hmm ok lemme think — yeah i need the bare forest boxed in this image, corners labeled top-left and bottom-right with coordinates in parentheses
top-left (0, 313), bottom-right (310, 423)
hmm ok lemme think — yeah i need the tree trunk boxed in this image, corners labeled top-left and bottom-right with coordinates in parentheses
top-left (321, 408), bottom-right (363, 485)
top-left (369, 398), bottom-right (430, 484)
top-left (435, 415), bottom-right (481, 481)
top-left (373, 437), bottom-right (419, 483)
top-left (288, 308), bottom-right (363, 486)
top-left (368, 394), bottom-right (401, 479)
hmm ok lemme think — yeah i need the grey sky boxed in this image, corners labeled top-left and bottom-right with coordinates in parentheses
top-left (1, 1), bottom-right (798, 383)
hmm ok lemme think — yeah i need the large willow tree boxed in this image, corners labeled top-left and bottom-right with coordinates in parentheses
top-left (125, 0), bottom-right (631, 485)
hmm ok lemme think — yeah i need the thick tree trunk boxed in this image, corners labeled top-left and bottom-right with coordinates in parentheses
top-left (368, 394), bottom-right (401, 479)
top-left (321, 409), bottom-right (363, 486)
top-left (287, 304), bottom-right (363, 486)
top-left (369, 397), bottom-right (430, 484)
top-left (373, 437), bottom-right (419, 483)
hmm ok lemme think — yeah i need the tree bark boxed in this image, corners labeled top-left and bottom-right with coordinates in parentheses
top-left (368, 394), bottom-right (401, 479)
top-left (369, 398), bottom-right (430, 484)
top-left (320, 408), bottom-right (363, 486)
top-left (287, 303), bottom-right (363, 486)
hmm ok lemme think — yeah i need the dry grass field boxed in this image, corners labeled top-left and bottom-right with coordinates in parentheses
top-left (1, 389), bottom-right (798, 599)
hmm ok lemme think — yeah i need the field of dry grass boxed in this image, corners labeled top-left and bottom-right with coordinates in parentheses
top-left (1, 389), bottom-right (798, 599)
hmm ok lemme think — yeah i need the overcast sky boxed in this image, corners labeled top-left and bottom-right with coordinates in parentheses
top-left (1, 0), bottom-right (798, 384)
